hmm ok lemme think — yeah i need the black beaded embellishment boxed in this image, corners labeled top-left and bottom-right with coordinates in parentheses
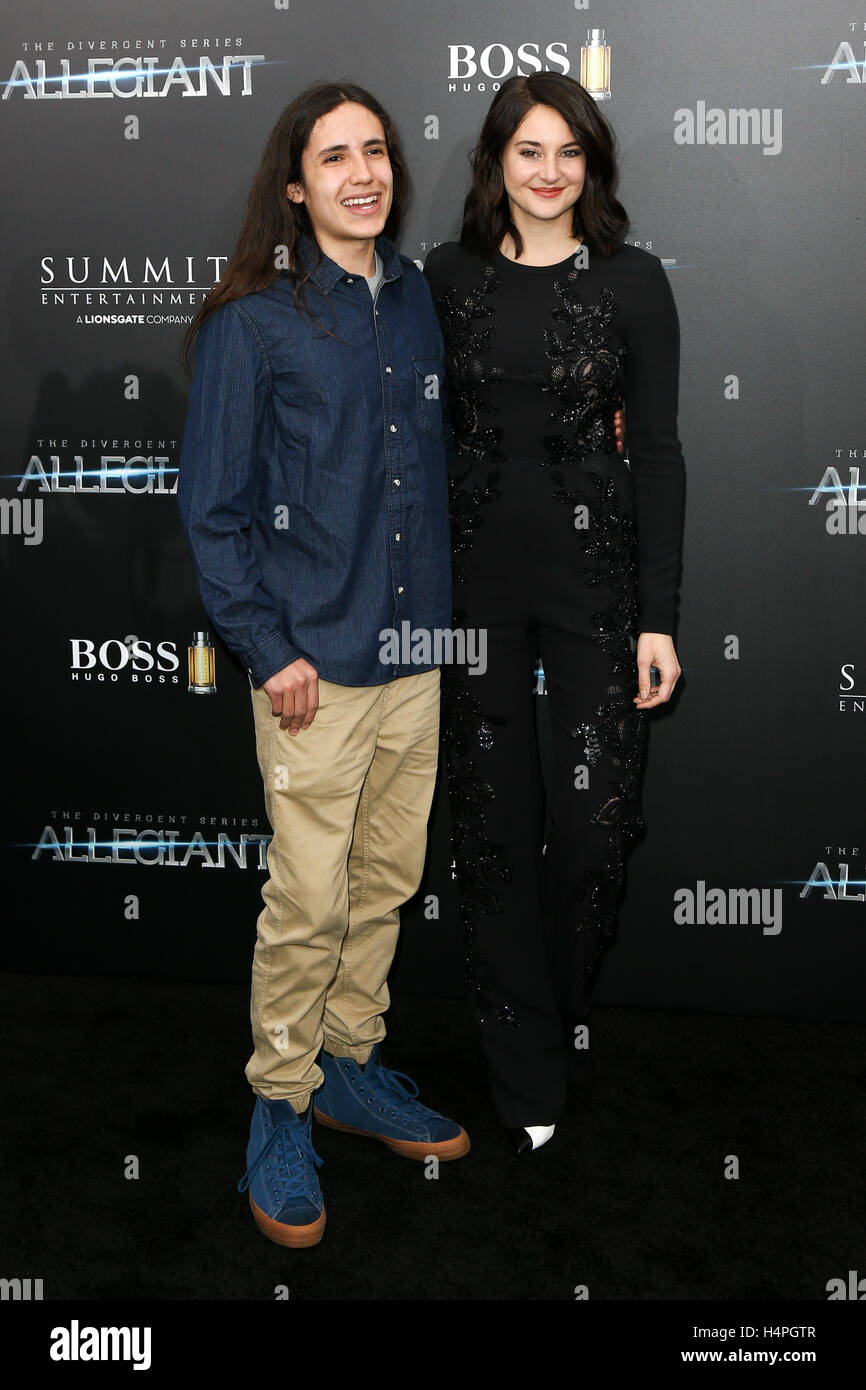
top-left (565, 470), bottom-right (648, 982)
top-left (541, 270), bottom-right (625, 502)
top-left (433, 263), bottom-right (518, 1024)
top-left (571, 689), bottom-right (647, 986)
top-left (434, 264), bottom-right (502, 451)
top-left (534, 264), bottom-right (644, 983)
top-left (441, 651), bottom-right (516, 1028)
top-left (433, 264), bottom-right (506, 585)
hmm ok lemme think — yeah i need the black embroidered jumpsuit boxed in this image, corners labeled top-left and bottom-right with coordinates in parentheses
top-left (423, 240), bottom-right (685, 1128)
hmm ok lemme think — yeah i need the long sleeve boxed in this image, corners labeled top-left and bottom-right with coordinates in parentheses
top-left (176, 300), bottom-right (303, 687)
top-left (621, 258), bottom-right (686, 636)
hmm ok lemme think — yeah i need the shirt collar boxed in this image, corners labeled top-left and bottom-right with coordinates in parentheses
top-left (294, 231), bottom-right (401, 294)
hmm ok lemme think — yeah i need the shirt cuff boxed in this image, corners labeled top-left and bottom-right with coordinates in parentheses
top-left (245, 632), bottom-right (304, 689)
top-left (636, 606), bottom-right (676, 638)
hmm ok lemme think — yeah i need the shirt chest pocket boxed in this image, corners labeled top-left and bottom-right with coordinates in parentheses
top-left (413, 357), bottom-right (443, 439)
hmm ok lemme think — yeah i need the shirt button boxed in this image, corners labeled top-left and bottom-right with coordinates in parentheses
top-left (395, 532), bottom-right (401, 540)
top-left (389, 424), bottom-right (398, 433)
top-left (347, 278), bottom-right (354, 284)
top-left (398, 586), bottom-right (404, 594)
top-left (385, 366), bottom-right (392, 374)
top-left (393, 478), bottom-right (400, 486)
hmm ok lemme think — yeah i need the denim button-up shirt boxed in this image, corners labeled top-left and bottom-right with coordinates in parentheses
top-left (177, 233), bottom-right (453, 688)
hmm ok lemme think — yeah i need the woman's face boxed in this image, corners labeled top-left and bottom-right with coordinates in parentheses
top-left (500, 103), bottom-right (586, 231)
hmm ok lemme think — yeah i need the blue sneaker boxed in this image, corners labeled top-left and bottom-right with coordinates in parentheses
top-left (313, 1044), bottom-right (470, 1161)
top-left (237, 1096), bottom-right (326, 1247)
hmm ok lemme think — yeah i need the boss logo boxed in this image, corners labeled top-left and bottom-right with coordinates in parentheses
top-left (69, 638), bottom-right (180, 673)
top-left (447, 43), bottom-right (570, 82)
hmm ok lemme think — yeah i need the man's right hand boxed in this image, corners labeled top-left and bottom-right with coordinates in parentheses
top-left (263, 658), bottom-right (319, 735)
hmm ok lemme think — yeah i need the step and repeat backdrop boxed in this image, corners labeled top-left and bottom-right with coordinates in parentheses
top-left (2, 0), bottom-right (864, 1020)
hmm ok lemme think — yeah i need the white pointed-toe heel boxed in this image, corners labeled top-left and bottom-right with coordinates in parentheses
top-left (506, 1123), bottom-right (556, 1154)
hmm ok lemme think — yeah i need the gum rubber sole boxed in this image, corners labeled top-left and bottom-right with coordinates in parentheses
top-left (313, 1107), bottom-right (470, 1160)
top-left (249, 1195), bottom-right (326, 1247)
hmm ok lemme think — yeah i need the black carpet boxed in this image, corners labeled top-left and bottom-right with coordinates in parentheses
top-left (1, 972), bottom-right (864, 1302)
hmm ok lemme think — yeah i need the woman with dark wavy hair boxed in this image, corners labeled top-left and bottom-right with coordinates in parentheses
top-left (425, 73), bottom-right (685, 1154)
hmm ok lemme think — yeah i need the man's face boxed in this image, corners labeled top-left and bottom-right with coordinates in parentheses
top-left (288, 101), bottom-right (393, 261)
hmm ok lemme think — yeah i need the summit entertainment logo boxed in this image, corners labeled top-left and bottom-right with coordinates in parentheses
top-left (40, 252), bottom-right (227, 317)
top-left (839, 664), bottom-right (866, 712)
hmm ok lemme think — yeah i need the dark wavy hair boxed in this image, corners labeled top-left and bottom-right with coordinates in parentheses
top-left (181, 80), bottom-right (410, 373)
top-left (461, 73), bottom-right (629, 260)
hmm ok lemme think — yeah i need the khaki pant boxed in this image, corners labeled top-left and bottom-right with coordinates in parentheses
top-left (245, 667), bottom-right (441, 1112)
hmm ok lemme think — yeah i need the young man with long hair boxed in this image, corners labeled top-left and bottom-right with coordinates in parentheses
top-left (177, 81), bottom-right (470, 1249)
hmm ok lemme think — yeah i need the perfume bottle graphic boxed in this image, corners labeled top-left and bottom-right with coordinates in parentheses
top-left (580, 27), bottom-right (611, 101)
top-left (188, 630), bottom-right (217, 694)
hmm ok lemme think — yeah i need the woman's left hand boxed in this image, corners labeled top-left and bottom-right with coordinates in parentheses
top-left (634, 633), bottom-right (681, 708)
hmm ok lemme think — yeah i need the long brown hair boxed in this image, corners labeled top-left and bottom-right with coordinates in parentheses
top-left (181, 80), bottom-right (410, 373)
top-left (461, 73), bottom-right (629, 260)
